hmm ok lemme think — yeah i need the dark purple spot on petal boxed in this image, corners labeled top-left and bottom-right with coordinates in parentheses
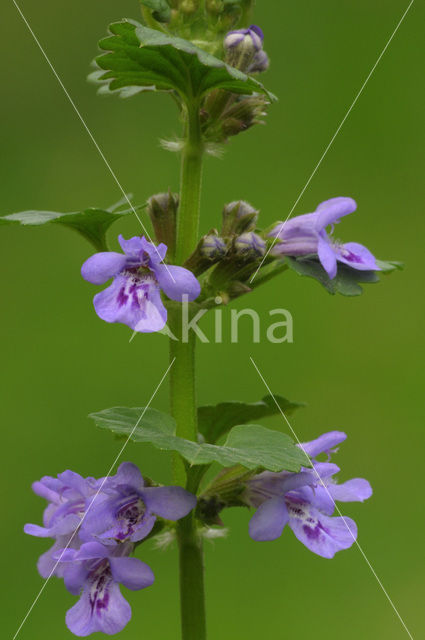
top-left (114, 495), bottom-right (147, 541)
top-left (341, 250), bottom-right (363, 264)
top-left (117, 287), bottom-right (128, 307)
top-left (88, 561), bottom-right (113, 616)
top-left (303, 524), bottom-right (321, 540)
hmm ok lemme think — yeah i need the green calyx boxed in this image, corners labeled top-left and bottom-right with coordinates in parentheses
top-left (196, 464), bottom-right (260, 525)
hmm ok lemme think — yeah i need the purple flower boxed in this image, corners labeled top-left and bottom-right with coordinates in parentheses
top-left (81, 462), bottom-right (197, 544)
top-left (247, 431), bottom-right (372, 558)
top-left (269, 197), bottom-right (380, 279)
top-left (81, 235), bottom-right (201, 333)
top-left (24, 471), bottom-right (102, 578)
top-left (59, 541), bottom-right (154, 636)
top-left (25, 463), bottom-right (195, 636)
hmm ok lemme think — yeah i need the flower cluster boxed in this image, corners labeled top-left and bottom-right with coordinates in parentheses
top-left (25, 463), bottom-right (196, 636)
top-left (79, 196), bottom-right (381, 337)
top-left (81, 235), bottom-right (201, 333)
top-left (247, 431), bottom-right (372, 558)
top-left (269, 197), bottom-right (380, 279)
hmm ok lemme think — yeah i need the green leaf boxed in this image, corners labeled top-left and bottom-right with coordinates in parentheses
top-left (375, 259), bottom-right (404, 273)
top-left (0, 196), bottom-right (143, 251)
top-left (285, 256), bottom-right (380, 296)
top-left (90, 407), bottom-right (309, 472)
top-left (93, 21), bottom-right (275, 104)
top-left (198, 394), bottom-right (305, 443)
top-left (92, 406), bottom-right (177, 434)
top-left (139, 0), bottom-right (171, 22)
top-left (223, 425), bottom-right (309, 471)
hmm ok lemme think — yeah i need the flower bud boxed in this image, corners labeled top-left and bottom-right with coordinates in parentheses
top-left (206, 0), bottom-right (221, 15)
top-left (248, 49), bottom-right (270, 73)
top-left (222, 200), bottom-right (259, 236)
top-left (221, 94), bottom-right (269, 138)
top-left (184, 231), bottom-right (228, 275)
top-left (234, 232), bottom-right (266, 258)
top-left (201, 234), bottom-right (227, 259)
top-left (147, 191), bottom-right (178, 258)
top-left (202, 92), bottom-right (270, 143)
top-left (224, 25), bottom-right (263, 53)
top-left (221, 117), bottom-right (247, 137)
top-left (224, 25), bottom-right (264, 71)
top-left (180, 0), bottom-right (199, 14)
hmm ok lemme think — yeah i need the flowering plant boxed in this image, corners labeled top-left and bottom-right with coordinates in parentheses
top-left (3, 2), bottom-right (401, 638)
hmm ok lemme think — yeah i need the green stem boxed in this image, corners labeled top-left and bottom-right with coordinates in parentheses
top-left (169, 309), bottom-right (197, 454)
top-left (176, 514), bottom-right (206, 640)
top-left (169, 99), bottom-right (206, 640)
top-left (175, 100), bottom-right (204, 266)
top-left (140, 6), bottom-right (167, 32)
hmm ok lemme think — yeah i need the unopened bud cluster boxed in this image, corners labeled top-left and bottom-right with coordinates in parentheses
top-left (183, 200), bottom-right (270, 304)
top-left (140, 0), bottom-right (257, 54)
top-left (201, 24), bottom-right (270, 143)
top-left (222, 201), bottom-right (265, 260)
top-left (141, 8), bottom-right (271, 144)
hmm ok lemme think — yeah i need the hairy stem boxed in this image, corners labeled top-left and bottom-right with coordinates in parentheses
top-left (176, 514), bottom-right (206, 640)
top-left (169, 309), bottom-right (197, 458)
top-left (175, 100), bottom-right (204, 266)
top-left (169, 99), bottom-right (207, 640)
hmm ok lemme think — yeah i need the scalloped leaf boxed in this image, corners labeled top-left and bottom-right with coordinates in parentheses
top-left (90, 406), bottom-right (308, 472)
top-left (198, 394), bottom-right (305, 444)
top-left (285, 256), bottom-right (382, 296)
top-left (93, 21), bottom-right (275, 103)
top-left (0, 196), bottom-right (143, 251)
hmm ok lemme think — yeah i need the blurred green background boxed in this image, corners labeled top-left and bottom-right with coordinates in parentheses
top-left (1, 0), bottom-right (424, 638)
